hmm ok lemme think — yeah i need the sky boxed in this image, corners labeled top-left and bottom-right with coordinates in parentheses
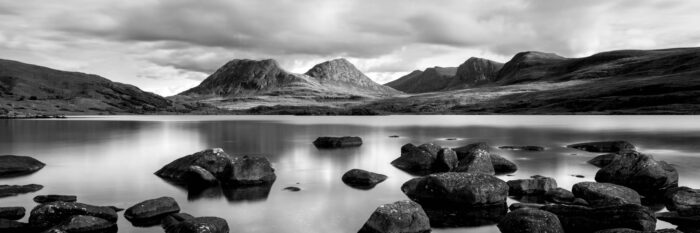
top-left (1, 0), bottom-right (700, 96)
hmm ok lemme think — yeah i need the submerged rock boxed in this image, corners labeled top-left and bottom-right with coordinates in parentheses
top-left (0, 219), bottom-right (28, 233)
top-left (664, 186), bottom-right (700, 216)
top-left (29, 201), bottom-right (118, 230)
top-left (453, 143), bottom-right (495, 175)
top-left (507, 175), bottom-right (557, 196)
top-left (313, 136), bottom-right (363, 148)
top-left (595, 151), bottom-right (678, 198)
top-left (358, 200), bottom-right (431, 233)
top-left (498, 146), bottom-right (545, 151)
top-left (34, 195), bottom-right (78, 204)
top-left (124, 196), bottom-right (180, 226)
top-left (541, 204), bottom-right (656, 233)
top-left (225, 155), bottom-right (276, 185)
top-left (283, 186), bottom-right (301, 192)
top-left (155, 148), bottom-right (232, 183)
top-left (0, 207), bottom-right (25, 220)
top-left (572, 182), bottom-right (641, 207)
top-left (497, 208), bottom-right (564, 233)
top-left (391, 143), bottom-right (437, 173)
top-left (491, 154), bottom-right (518, 174)
top-left (568, 141), bottom-right (636, 153)
top-left (402, 172), bottom-right (508, 207)
top-left (588, 153), bottom-right (620, 168)
top-left (0, 184), bottom-right (43, 198)
top-left (341, 169), bottom-right (387, 189)
top-left (0, 155), bottom-right (45, 177)
top-left (48, 215), bottom-right (117, 233)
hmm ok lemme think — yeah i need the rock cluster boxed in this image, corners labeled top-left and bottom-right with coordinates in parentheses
top-left (391, 142), bottom-right (518, 175)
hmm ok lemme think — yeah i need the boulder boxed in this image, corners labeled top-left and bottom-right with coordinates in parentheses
top-left (498, 146), bottom-right (545, 151)
top-left (48, 215), bottom-right (117, 233)
top-left (225, 155), bottom-right (276, 185)
top-left (341, 169), bottom-right (388, 189)
top-left (155, 148), bottom-right (232, 183)
top-left (433, 148), bottom-right (458, 172)
top-left (313, 136), bottom-right (362, 148)
top-left (497, 208), bottom-right (564, 233)
top-left (491, 154), bottom-right (518, 174)
top-left (423, 204), bottom-right (507, 227)
top-left (572, 182), bottom-right (641, 207)
top-left (401, 172), bottom-right (508, 207)
top-left (541, 204), bottom-right (656, 233)
top-left (0, 184), bottom-right (43, 198)
top-left (124, 196), bottom-right (180, 226)
top-left (453, 143), bottom-right (495, 175)
top-left (34, 195), bottom-right (78, 204)
top-left (29, 201), bottom-right (118, 230)
top-left (656, 211), bottom-right (700, 227)
top-left (0, 155), bottom-right (45, 177)
top-left (162, 213), bottom-right (195, 232)
top-left (0, 219), bottom-right (28, 233)
top-left (545, 188), bottom-right (575, 204)
top-left (283, 186), bottom-right (301, 192)
top-left (358, 200), bottom-right (430, 233)
top-left (0, 207), bottom-right (25, 220)
top-left (568, 141), bottom-right (636, 153)
top-left (588, 153), bottom-right (620, 168)
top-left (162, 213), bottom-right (229, 233)
top-left (184, 165), bottom-right (218, 186)
top-left (595, 151), bottom-right (678, 198)
top-left (391, 144), bottom-right (436, 173)
top-left (507, 175), bottom-right (557, 196)
top-left (664, 186), bottom-right (700, 216)
top-left (417, 143), bottom-right (441, 157)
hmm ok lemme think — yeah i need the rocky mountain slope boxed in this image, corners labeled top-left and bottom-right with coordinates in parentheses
top-left (446, 58), bottom-right (504, 90)
top-left (385, 57), bottom-right (503, 93)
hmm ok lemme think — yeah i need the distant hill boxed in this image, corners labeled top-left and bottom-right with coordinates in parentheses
top-left (385, 57), bottom-right (503, 93)
top-left (0, 59), bottom-right (203, 116)
top-left (446, 58), bottom-right (504, 90)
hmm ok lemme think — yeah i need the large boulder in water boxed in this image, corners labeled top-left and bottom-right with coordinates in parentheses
top-left (124, 196), bottom-right (180, 226)
top-left (664, 186), bottom-right (700, 216)
top-left (497, 208), bottom-right (564, 233)
top-left (0, 184), bottom-right (43, 198)
top-left (433, 148), bottom-right (458, 172)
top-left (391, 143), bottom-right (437, 173)
top-left (491, 154), bottom-right (518, 174)
top-left (0, 207), bottom-right (25, 220)
top-left (507, 175), bottom-right (557, 195)
top-left (452, 143), bottom-right (495, 175)
top-left (541, 204), bottom-right (656, 233)
top-left (313, 136), bottom-right (362, 148)
top-left (595, 151), bottom-right (678, 198)
top-left (572, 182), bottom-right (641, 207)
top-left (401, 172), bottom-right (508, 207)
top-left (568, 141), bottom-right (636, 153)
top-left (162, 213), bottom-right (229, 233)
top-left (358, 200), bottom-right (431, 233)
top-left (155, 148), bottom-right (232, 183)
top-left (588, 154), bottom-right (620, 168)
top-left (48, 215), bottom-right (117, 233)
top-left (341, 169), bottom-right (387, 189)
top-left (0, 155), bottom-right (45, 177)
top-left (28, 201), bottom-right (118, 230)
top-left (225, 155), bottom-right (276, 185)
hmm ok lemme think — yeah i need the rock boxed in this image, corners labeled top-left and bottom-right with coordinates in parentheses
top-left (453, 143), bottom-right (495, 175)
top-left (509, 203), bottom-right (545, 211)
top-left (0, 207), bottom-right (25, 220)
top-left (162, 214), bottom-right (229, 233)
top-left (595, 229), bottom-right (683, 233)
top-left (568, 141), bottom-right (636, 153)
top-left (124, 196), bottom-right (180, 226)
top-left (0, 155), bottom-right (45, 177)
top-left (572, 182), bottom-right (641, 207)
top-left (545, 188), bottom-right (575, 204)
top-left (664, 186), bottom-right (700, 216)
top-left (49, 215), bottom-right (117, 233)
top-left (283, 186), bottom-right (301, 192)
top-left (571, 174), bottom-right (585, 178)
top-left (573, 198), bottom-right (590, 206)
top-left (358, 200), bottom-right (430, 233)
top-left (541, 204), bottom-right (656, 233)
top-left (588, 153), bottom-right (620, 168)
top-left (423, 204), bottom-right (507, 227)
top-left (0, 219), bottom-right (28, 233)
top-left (225, 155), bottom-right (276, 185)
top-left (313, 136), bottom-right (362, 148)
top-left (401, 172), bottom-right (508, 207)
top-left (155, 148), bottom-right (232, 183)
top-left (29, 201), bottom-right (118, 230)
top-left (507, 175), bottom-right (558, 195)
top-left (106, 206), bottom-right (124, 212)
top-left (341, 169), bottom-right (388, 189)
top-left (433, 148), bottom-right (458, 172)
top-left (389, 135), bottom-right (400, 138)
top-left (391, 144), bottom-right (436, 173)
top-left (417, 143), bottom-right (441, 157)
top-left (184, 165), bottom-right (219, 186)
top-left (656, 211), bottom-right (700, 227)
top-left (0, 184), bottom-right (43, 198)
top-left (498, 146), bottom-right (545, 151)
top-left (491, 154), bottom-right (518, 174)
top-left (34, 195), bottom-right (78, 204)
top-left (595, 151), bottom-right (678, 198)
top-left (497, 208), bottom-right (564, 233)
top-left (162, 213), bottom-right (195, 232)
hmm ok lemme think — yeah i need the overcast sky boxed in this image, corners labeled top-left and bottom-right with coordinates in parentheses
top-left (2, 0), bottom-right (700, 96)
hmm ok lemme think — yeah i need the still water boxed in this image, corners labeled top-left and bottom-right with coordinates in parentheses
top-left (2, 115), bottom-right (700, 233)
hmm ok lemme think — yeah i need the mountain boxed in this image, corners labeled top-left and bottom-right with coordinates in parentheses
top-left (446, 57), bottom-right (504, 89)
top-left (0, 59), bottom-right (202, 116)
top-left (384, 67), bottom-right (457, 93)
top-left (305, 58), bottom-right (399, 95)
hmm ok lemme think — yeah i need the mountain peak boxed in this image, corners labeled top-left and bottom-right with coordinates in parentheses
top-left (304, 58), bottom-right (399, 95)
top-left (446, 57), bottom-right (504, 88)
top-left (496, 51), bottom-right (567, 83)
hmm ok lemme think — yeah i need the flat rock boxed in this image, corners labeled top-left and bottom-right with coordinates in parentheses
top-left (595, 151), bottom-right (678, 198)
top-left (225, 155), bottom-right (276, 185)
top-left (29, 201), bottom-right (118, 230)
top-left (497, 208), bottom-right (564, 233)
top-left (588, 153), bottom-right (620, 168)
top-left (491, 154), bottom-right (518, 174)
top-left (572, 182), bottom-right (641, 207)
top-left (507, 175), bottom-right (558, 196)
top-left (0, 207), bottom-right (25, 220)
top-left (0, 184), bottom-right (43, 198)
top-left (155, 148), bottom-right (232, 183)
top-left (498, 146), bottom-right (545, 151)
top-left (541, 204), bottom-right (656, 233)
top-left (0, 155), bottom-right (45, 177)
top-left (341, 169), bottom-right (387, 189)
top-left (453, 143), bottom-right (495, 175)
top-left (0, 219), bottom-right (28, 233)
top-left (568, 141), bottom-right (636, 153)
top-left (402, 172), bottom-right (508, 207)
top-left (433, 148), bottom-right (458, 172)
top-left (391, 143), bottom-right (436, 173)
top-left (34, 195), bottom-right (78, 204)
top-left (49, 215), bottom-right (117, 233)
top-left (313, 136), bottom-right (362, 148)
top-left (358, 200), bottom-right (430, 233)
top-left (124, 196), bottom-right (180, 226)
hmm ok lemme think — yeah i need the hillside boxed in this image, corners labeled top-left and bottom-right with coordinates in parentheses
top-left (385, 57), bottom-right (503, 93)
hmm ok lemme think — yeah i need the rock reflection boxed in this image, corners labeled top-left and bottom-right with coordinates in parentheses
top-left (422, 204), bottom-right (508, 228)
top-left (162, 180), bottom-right (273, 203)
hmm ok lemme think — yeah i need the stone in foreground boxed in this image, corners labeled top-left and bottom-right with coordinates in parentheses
top-left (541, 204), bottom-right (656, 233)
top-left (572, 182), bottom-right (641, 207)
top-left (0, 207), bottom-right (25, 220)
top-left (402, 172), bottom-right (508, 207)
top-left (162, 213), bottom-right (229, 233)
top-left (34, 195), bottom-right (78, 204)
top-left (0, 219), bottom-right (28, 233)
top-left (313, 136), bottom-right (363, 148)
top-left (48, 215), bottom-right (117, 233)
top-left (507, 175), bottom-right (557, 196)
top-left (358, 200), bottom-right (430, 233)
top-left (0, 184), bottom-right (43, 198)
top-left (497, 208), bottom-right (564, 233)
top-left (0, 155), bottom-right (45, 177)
top-left (29, 201), bottom-right (118, 230)
top-left (595, 151), bottom-right (678, 198)
top-left (124, 196), bottom-right (180, 226)
top-left (341, 169), bottom-right (388, 189)
top-left (664, 186), bottom-right (700, 216)
top-left (567, 141), bottom-right (636, 153)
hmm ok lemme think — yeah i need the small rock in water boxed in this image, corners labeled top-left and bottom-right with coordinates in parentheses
top-left (0, 155), bottom-right (45, 177)
top-left (567, 141), bottom-right (636, 153)
top-left (446, 138), bottom-right (458, 141)
top-left (0, 207), bottom-right (25, 220)
top-left (0, 184), bottom-right (43, 198)
top-left (389, 135), bottom-right (400, 138)
top-left (124, 196), bottom-right (180, 227)
top-left (572, 174), bottom-right (585, 178)
top-left (342, 169), bottom-right (388, 189)
top-left (313, 136), bottom-right (363, 148)
top-left (34, 195), bottom-right (78, 204)
top-left (162, 213), bottom-right (229, 233)
top-left (498, 146), bottom-right (546, 151)
top-left (283, 186), bottom-right (301, 192)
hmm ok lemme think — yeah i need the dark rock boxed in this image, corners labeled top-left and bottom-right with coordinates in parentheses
top-left (664, 186), bottom-right (700, 216)
top-left (162, 215), bottom-right (229, 233)
top-left (417, 143), bottom-right (441, 157)
top-left (509, 203), bottom-right (545, 211)
top-left (588, 153), bottom-right (620, 168)
top-left (433, 148), bottom-right (458, 172)
top-left (595, 151), bottom-right (678, 198)
top-left (595, 229), bottom-right (683, 233)
top-left (545, 188), bottom-right (576, 204)
top-left (572, 174), bottom-right (585, 178)
top-left (497, 208), bottom-right (565, 233)
top-left (391, 144), bottom-right (436, 173)
top-left (573, 198), bottom-right (590, 206)
top-left (0, 155), bottom-right (45, 177)
top-left (155, 148), bottom-right (232, 183)
top-left (0, 184), bottom-right (43, 198)
top-left (568, 141), bottom-right (636, 153)
top-left (124, 196), bottom-right (180, 226)
top-left (498, 146), bottom-right (545, 151)
top-left (162, 213), bottom-right (195, 233)
top-left (572, 182), bottom-right (641, 207)
top-left (424, 203), bottom-right (507, 227)
top-left (0, 219), bottom-right (28, 233)
top-left (0, 207), bottom-right (25, 220)
top-left (389, 135), bottom-right (400, 138)
top-left (283, 186), bottom-right (301, 192)
top-left (184, 166), bottom-right (218, 186)
top-left (29, 201), bottom-right (118, 230)
top-left (541, 204), bottom-right (656, 233)
top-left (106, 206), bottom-right (123, 212)
top-left (656, 211), bottom-right (700, 227)
top-left (491, 154), bottom-right (518, 174)
top-left (34, 195), bottom-right (78, 204)
top-left (313, 136), bottom-right (362, 148)
top-left (341, 169), bottom-right (388, 189)
top-left (225, 155), bottom-right (276, 185)
top-left (49, 215), bottom-right (117, 233)
top-left (507, 175), bottom-right (557, 195)
top-left (402, 172), bottom-right (508, 207)
top-left (453, 143), bottom-right (495, 175)
top-left (358, 200), bottom-right (430, 233)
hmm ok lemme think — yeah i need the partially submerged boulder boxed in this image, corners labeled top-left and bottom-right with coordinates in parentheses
top-left (184, 166), bottom-right (218, 186)
top-left (391, 143), bottom-right (437, 173)
top-left (0, 155), bottom-right (45, 177)
top-left (341, 169), bottom-right (387, 189)
top-left (664, 186), bottom-right (700, 216)
top-left (497, 208), bottom-right (564, 233)
top-left (358, 200), bottom-right (430, 233)
top-left (507, 175), bottom-right (557, 196)
top-left (313, 136), bottom-right (362, 148)
top-left (541, 204), bottom-right (656, 233)
top-left (155, 148), bottom-right (232, 183)
top-left (491, 154), bottom-right (518, 174)
top-left (572, 182), bottom-right (641, 207)
top-left (595, 151), bottom-right (678, 198)
top-left (453, 143), bottom-right (495, 175)
top-left (0, 184), bottom-right (43, 198)
top-left (124, 196), bottom-right (180, 226)
top-left (588, 153), bottom-right (620, 168)
top-left (0, 207), bottom-right (25, 220)
top-left (226, 155), bottom-right (276, 185)
top-left (568, 141), bottom-right (636, 153)
top-left (29, 201), bottom-right (118, 230)
top-left (34, 195), bottom-right (78, 204)
top-left (162, 213), bottom-right (229, 233)
top-left (402, 172), bottom-right (508, 207)
top-left (48, 215), bottom-right (117, 233)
